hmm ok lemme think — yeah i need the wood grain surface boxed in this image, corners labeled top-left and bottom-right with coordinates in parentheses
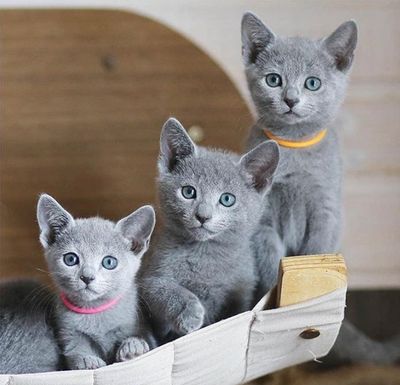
top-left (0, 9), bottom-right (252, 281)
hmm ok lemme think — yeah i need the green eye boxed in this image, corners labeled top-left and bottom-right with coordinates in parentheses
top-left (63, 252), bottom-right (79, 266)
top-left (102, 256), bottom-right (118, 270)
top-left (265, 73), bottom-right (282, 88)
top-left (181, 185), bottom-right (196, 199)
top-left (219, 193), bottom-right (236, 207)
top-left (304, 77), bottom-right (321, 91)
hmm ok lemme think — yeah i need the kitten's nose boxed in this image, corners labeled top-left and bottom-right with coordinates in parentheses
top-left (284, 97), bottom-right (299, 109)
top-left (195, 213), bottom-right (210, 224)
top-left (80, 275), bottom-right (95, 285)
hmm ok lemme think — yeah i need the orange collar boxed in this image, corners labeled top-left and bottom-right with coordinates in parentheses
top-left (264, 128), bottom-right (327, 149)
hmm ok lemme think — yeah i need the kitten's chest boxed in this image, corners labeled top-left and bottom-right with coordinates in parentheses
top-left (263, 133), bottom-right (341, 247)
top-left (174, 245), bottom-right (252, 295)
top-left (59, 298), bottom-right (138, 359)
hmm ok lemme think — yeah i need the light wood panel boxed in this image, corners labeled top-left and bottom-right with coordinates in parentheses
top-left (0, 9), bottom-right (252, 281)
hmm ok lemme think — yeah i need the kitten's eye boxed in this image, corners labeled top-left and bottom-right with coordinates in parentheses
top-left (102, 256), bottom-right (118, 270)
top-left (181, 185), bottom-right (196, 199)
top-left (304, 77), bottom-right (321, 91)
top-left (265, 73), bottom-right (282, 88)
top-left (219, 193), bottom-right (236, 207)
top-left (63, 252), bottom-right (79, 266)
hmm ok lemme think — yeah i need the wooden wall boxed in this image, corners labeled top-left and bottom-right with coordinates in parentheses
top-left (0, 0), bottom-right (399, 288)
top-left (0, 10), bottom-right (252, 281)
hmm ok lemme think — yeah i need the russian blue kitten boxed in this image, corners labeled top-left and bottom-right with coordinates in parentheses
top-left (37, 194), bottom-right (156, 370)
top-left (140, 118), bottom-right (279, 341)
top-left (242, 13), bottom-right (400, 366)
top-left (241, 12), bottom-right (357, 296)
top-left (0, 279), bottom-right (60, 373)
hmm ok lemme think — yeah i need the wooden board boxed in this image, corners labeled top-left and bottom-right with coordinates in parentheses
top-left (277, 254), bottom-right (347, 307)
top-left (0, 9), bottom-right (252, 281)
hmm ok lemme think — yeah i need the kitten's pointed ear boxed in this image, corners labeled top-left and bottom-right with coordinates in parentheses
top-left (241, 12), bottom-right (275, 65)
top-left (158, 117), bottom-right (197, 173)
top-left (239, 140), bottom-right (279, 193)
top-left (322, 20), bottom-right (358, 72)
top-left (37, 194), bottom-right (75, 248)
top-left (116, 205), bottom-right (156, 257)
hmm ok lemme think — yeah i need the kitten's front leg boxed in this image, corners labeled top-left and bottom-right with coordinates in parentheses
top-left (299, 205), bottom-right (340, 255)
top-left (66, 355), bottom-right (106, 370)
top-left (141, 277), bottom-right (205, 336)
top-left (252, 225), bottom-right (285, 299)
top-left (61, 331), bottom-right (106, 370)
top-left (115, 336), bottom-right (150, 362)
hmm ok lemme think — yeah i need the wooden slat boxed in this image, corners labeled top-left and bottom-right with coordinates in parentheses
top-left (277, 254), bottom-right (347, 307)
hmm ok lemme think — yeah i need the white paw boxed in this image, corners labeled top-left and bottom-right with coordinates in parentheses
top-left (174, 298), bottom-right (205, 335)
top-left (116, 337), bottom-right (150, 362)
top-left (68, 354), bottom-right (106, 370)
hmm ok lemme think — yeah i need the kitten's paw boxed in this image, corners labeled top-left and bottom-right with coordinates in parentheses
top-left (174, 298), bottom-right (205, 335)
top-left (67, 354), bottom-right (106, 370)
top-left (116, 337), bottom-right (150, 362)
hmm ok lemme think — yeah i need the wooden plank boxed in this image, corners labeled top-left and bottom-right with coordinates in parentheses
top-left (277, 254), bottom-right (347, 307)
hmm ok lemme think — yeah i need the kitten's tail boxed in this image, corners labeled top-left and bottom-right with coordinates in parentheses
top-left (325, 320), bottom-right (400, 366)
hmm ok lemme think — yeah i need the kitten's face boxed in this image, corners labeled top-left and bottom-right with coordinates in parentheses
top-left (158, 118), bottom-right (279, 242)
top-left (242, 13), bottom-right (357, 135)
top-left (247, 39), bottom-right (346, 130)
top-left (160, 151), bottom-right (261, 241)
top-left (45, 219), bottom-right (139, 302)
top-left (37, 195), bottom-right (155, 304)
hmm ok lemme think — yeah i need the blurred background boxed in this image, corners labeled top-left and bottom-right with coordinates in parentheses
top-left (0, 0), bottom-right (399, 383)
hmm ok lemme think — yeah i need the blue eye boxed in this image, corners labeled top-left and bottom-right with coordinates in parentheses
top-left (219, 193), bottom-right (236, 207)
top-left (63, 252), bottom-right (79, 266)
top-left (304, 77), bottom-right (321, 91)
top-left (266, 73), bottom-right (282, 88)
top-left (181, 185), bottom-right (196, 199)
top-left (102, 256), bottom-right (118, 270)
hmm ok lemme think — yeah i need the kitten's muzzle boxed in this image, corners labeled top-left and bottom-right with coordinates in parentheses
top-left (195, 213), bottom-right (210, 225)
top-left (284, 87), bottom-right (300, 109)
top-left (284, 97), bottom-right (299, 109)
top-left (80, 275), bottom-right (95, 285)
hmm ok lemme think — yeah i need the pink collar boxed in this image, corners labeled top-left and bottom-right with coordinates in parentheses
top-left (60, 292), bottom-right (122, 314)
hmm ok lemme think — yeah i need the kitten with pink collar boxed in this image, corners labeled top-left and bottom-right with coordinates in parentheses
top-left (37, 194), bottom-right (156, 370)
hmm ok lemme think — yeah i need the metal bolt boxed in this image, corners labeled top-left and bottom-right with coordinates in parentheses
top-left (299, 328), bottom-right (320, 339)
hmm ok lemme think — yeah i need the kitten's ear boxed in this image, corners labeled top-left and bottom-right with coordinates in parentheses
top-left (37, 194), bottom-right (75, 248)
top-left (158, 117), bottom-right (197, 173)
top-left (241, 12), bottom-right (275, 65)
top-left (239, 140), bottom-right (279, 193)
top-left (116, 205), bottom-right (156, 256)
top-left (322, 20), bottom-right (358, 72)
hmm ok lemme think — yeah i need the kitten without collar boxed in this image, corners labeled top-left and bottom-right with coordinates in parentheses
top-left (0, 279), bottom-right (60, 373)
top-left (140, 118), bottom-right (279, 342)
top-left (37, 194), bottom-right (156, 370)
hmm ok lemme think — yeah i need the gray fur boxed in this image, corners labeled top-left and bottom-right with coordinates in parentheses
top-left (241, 13), bottom-right (400, 366)
top-left (241, 12), bottom-right (357, 296)
top-left (0, 279), bottom-right (60, 373)
top-left (324, 320), bottom-right (400, 366)
top-left (140, 118), bottom-right (279, 341)
top-left (37, 194), bottom-right (156, 370)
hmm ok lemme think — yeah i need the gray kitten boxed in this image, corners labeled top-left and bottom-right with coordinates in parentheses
top-left (241, 12), bottom-right (357, 296)
top-left (140, 118), bottom-right (279, 341)
top-left (37, 194), bottom-right (156, 370)
top-left (0, 279), bottom-right (60, 373)
top-left (242, 13), bottom-right (400, 366)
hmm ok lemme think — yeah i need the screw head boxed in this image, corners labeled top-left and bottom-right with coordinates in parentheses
top-left (299, 328), bottom-right (320, 339)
